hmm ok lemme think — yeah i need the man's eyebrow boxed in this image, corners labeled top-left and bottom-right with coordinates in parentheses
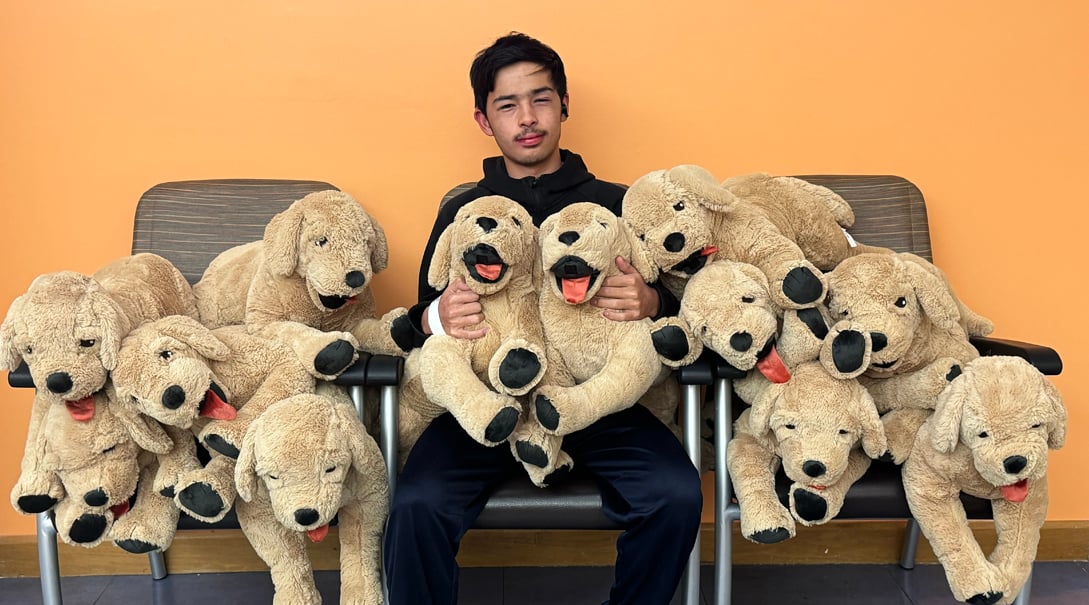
top-left (492, 87), bottom-right (557, 104)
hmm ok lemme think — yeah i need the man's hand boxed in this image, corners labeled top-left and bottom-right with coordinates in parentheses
top-left (589, 256), bottom-right (659, 322)
top-left (429, 278), bottom-right (488, 339)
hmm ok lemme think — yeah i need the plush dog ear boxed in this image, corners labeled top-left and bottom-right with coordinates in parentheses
top-left (427, 225), bottom-right (455, 290)
top-left (930, 371), bottom-right (970, 453)
top-left (331, 401), bottom-right (372, 474)
top-left (1040, 374), bottom-right (1066, 449)
top-left (901, 257), bottom-right (961, 332)
top-left (86, 288), bottom-right (131, 372)
top-left (106, 384), bottom-right (173, 454)
top-left (0, 293), bottom-right (26, 370)
top-left (669, 165), bottom-right (743, 212)
top-left (233, 415), bottom-right (263, 503)
top-left (620, 217), bottom-right (659, 282)
top-left (735, 261), bottom-right (771, 292)
top-left (155, 316), bottom-right (230, 361)
top-left (852, 386), bottom-right (888, 458)
top-left (367, 212), bottom-right (390, 274)
top-left (739, 377), bottom-right (783, 434)
top-left (264, 203), bottom-right (304, 278)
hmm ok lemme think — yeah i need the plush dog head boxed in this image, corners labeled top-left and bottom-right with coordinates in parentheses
top-left (427, 196), bottom-right (538, 297)
top-left (263, 190), bottom-right (389, 312)
top-left (623, 165), bottom-right (738, 279)
top-left (744, 362), bottom-right (886, 488)
top-left (1, 271), bottom-right (133, 414)
top-left (235, 393), bottom-right (377, 542)
top-left (826, 252), bottom-right (963, 376)
top-left (929, 356), bottom-right (1065, 502)
top-left (112, 315), bottom-right (236, 430)
top-left (539, 202), bottom-right (656, 305)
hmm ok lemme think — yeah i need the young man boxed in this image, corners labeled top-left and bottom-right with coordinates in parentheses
top-left (383, 33), bottom-right (703, 605)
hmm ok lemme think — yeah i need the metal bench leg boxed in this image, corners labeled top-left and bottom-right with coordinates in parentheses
top-left (713, 377), bottom-right (733, 605)
top-left (899, 517), bottom-right (921, 570)
top-left (37, 511), bottom-right (62, 605)
top-left (1012, 567), bottom-right (1032, 605)
top-left (682, 383), bottom-right (702, 605)
top-left (148, 550), bottom-right (167, 579)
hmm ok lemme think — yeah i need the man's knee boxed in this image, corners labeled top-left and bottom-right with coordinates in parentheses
top-left (647, 460), bottom-right (703, 520)
top-left (389, 477), bottom-right (446, 524)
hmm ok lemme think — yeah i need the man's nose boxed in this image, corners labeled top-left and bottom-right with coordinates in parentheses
top-left (518, 103), bottom-right (538, 127)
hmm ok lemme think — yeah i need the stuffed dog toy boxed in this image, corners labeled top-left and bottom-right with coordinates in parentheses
top-left (531, 202), bottom-right (667, 437)
top-left (825, 252), bottom-right (994, 462)
top-left (903, 356), bottom-right (1065, 605)
top-left (622, 165), bottom-right (828, 311)
top-left (235, 392), bottom-right (388, 605)
top-left (111, 315), bottom-right (326, 523)
top-left (193, 189), bottom-right (412, 358)
top-left (2, 254), bottom-right (198, 514)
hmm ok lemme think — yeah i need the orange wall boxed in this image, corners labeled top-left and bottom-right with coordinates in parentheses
top-left (1, 2), bottom-right (1085, 537)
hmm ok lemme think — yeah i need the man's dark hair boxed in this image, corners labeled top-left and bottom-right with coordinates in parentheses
top-left (470, 32), bottom-right (567, 114)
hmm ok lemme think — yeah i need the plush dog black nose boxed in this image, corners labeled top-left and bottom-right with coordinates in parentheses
top-left (294, 508), bottom-right (320, 526)
top-left (476, 217), bottom-right (498, 233)
top-left (663, 232), bottom-right (686, 253)
top-left (1004, 455), bottom-right (1028, 474)
top-left (870, 332), bottom-right (888, 352)
top-left (46, 372), bottom-right (73, 394)
top-left (730, 332), bottom-right (753, 352)
top-left (83, 488), bottom-right (108, 507)
top-left (162, 385), bottom-right (186, 410)
top-left (558, 231), bottom-right (580, 245)
top-left (802, 460), bottom-right (826, 478)
top-left (345, 270), bottom-right (366, 288)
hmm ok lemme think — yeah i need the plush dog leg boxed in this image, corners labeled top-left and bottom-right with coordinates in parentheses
top-left (510, 410), bottom-right (573, 487)
top-left (53, 496), bottom-right (112, 548)
top-left (880, 408), bottom-right (932, 464)
top-left (111, 458), bottom-right (180, 553)
top-left (153, 425), bottom-right (201, 498)
top-left (862, 356), bottom-right (967, 412)
top-left (727, 430), bottom-right (795, 544)
top-left (11, 395), bottom-right (64, 514)
top-left (789, 449), bottom-right (871, 526)
top-left (175, 453), bottom-right (236, 523)
top-left (351, 307), bottom-right (414, 357)
top-left (488, 337), bottom-right (546, 396)
top-left (989, 476), bottom-right (1048, 604)
top-left (335, 450), bottom-right (388, 605)
top-left (236, 497), bottom-right (321, 605)
top-left (253, 321), bottom-right (360, 380)
top-left (649, 317), bottom-right (701, 367)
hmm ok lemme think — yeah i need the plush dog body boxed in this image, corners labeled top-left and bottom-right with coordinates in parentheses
top-left (622, 165), bottom-right (828, 311)
top-left (236, 393), bottom-right (388, 605)
top-left (2, 254), bottom-right (198, 515)
top-left (531, 202), bottom-right (667, 437)
top-left (903, 357), bottom-right (1065, 605)
top-left (111, 316), bottom-right (322, 523)
top-left (193, 189), bottom-right (411, 358)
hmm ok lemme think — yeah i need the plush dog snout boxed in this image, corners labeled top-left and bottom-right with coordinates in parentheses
top-left (663, 232), bottom-right (686, 253)
top-left (802, 460), bottom-right (826, 478)
top-left (558, 231), bottom-right (580, 245)
top-left (1003, 455), bottom-right (1028, 475)
top-left (83, 488), bottom-right (108, 507)
top-left (476, 217), bottom-right (498, 233)
top-left (162, 385), bottom-right (186, 410)
top-left (46, 372), bottom-right (73, 394)
top-left (730, 332), bottom-right (753, 352)
top-left (345, 270), bottom-right (366, 288)
top-left (294, 508), bottom-right (320, 526)
top-left (870, 332), bottom-right (888, 352)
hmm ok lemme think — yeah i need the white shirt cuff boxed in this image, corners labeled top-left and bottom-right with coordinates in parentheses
top-left (427, 297), bottom-right (446, 336)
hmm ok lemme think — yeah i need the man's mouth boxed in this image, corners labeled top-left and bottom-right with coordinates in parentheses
top-left (318, 293), bottom-right (357, 309)
top-left (516, 131), bottom-right (545, 146)
top-left (463, 244), bottom-right (508, 283)
top-left (550, 255), bottom-right (600, 304)
top-left (670, 246), bottom-right (718, 275)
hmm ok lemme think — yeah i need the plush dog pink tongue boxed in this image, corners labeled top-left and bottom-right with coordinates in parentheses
top-left (199, 389), bottom-right (236, 420)
top-left (1001, 479), bottom-right (1029, 503)
top-left (700, 246), bottom-right (719, 257)
top-left (756, 345), bottom-right (790, 383)
top-left (561, 276), bottom-right (591, 304)
top-left (307, 524), bottom-right (329, 543)
top-left (476, 263), bottom-right (502, 281)
top-left (65, 395), bottom-right (96, 421)
top-left (110, 501), bottom-right (131, 519)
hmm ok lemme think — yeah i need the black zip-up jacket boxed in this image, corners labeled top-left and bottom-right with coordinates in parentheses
top-left (404, 149), bottom-right (679, 348)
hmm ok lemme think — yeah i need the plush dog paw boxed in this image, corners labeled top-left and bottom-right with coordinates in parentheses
top-left (390, 311), bottom-right (417, 353)
top-left (534, 391), bottom-right (562, 433)
top-left (313, 336), bottom-right (358, 378)
top-left (780, 264), bottom-right (826, 306)
top-left (823, 322), bottom-right (872, 379)
top-left (749, 527), bottom-right (794, 544)
top-left (515, 440), bottom-right (549, 468)
top-left (199, 421), bottom-right (245, 459)
top-left (483, 407), bottom-right (520, 444)
top-left (950, 560), bottom-right (1007, 604)
top-left (11, 472), bottom-right (65, 514)
top-left (16, 494), bottom-right (60, 514)
top-left (490, 340), bottom-right (546, 396)
top-left (176, 482), bottom-right (227, 522)
top-left (68, 513), bottom-right (110, 545)
top-left (740, 504), bottom-right (796, 544)
top-left (790, 485), bottom-right (841, 525)
top-left (650, 317), bottom-right (697, 367)
top-left (966, 592), bottom-right (1003, 605)
top-left (114, 538), bottom-right (160, 554)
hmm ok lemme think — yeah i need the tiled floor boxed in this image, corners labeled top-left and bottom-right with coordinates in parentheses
top-left (1, 562), bottom-right (1086, 604)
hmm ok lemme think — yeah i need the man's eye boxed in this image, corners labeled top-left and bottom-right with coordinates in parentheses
top-left (673, 201), bottom-right (685, 211)
top-left (79, 339), bottom-right (96, 348)
top-left (895, 297), bottom-right (907, 308)
top-left (159, 350), bottom-right (173, 360)
top-left (316, 237), bottom-right (328, 247)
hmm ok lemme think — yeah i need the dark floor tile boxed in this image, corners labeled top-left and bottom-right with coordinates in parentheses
top-left (0, 574), bottom-right (111, 605)
top-left (457, 566), bottom-right (503, 605)
top-left (727, 564), bottom-right (912, 604)
top-left (500, 566), bottom-right (702, 605)
top-left (890, 561), bottom-right (1089, 605)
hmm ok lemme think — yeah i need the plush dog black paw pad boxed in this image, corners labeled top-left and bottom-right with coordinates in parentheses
top-left (115, 539), bottom-right (159, 554)
top-left (515, 441), bottom-right (548, 468)
top-left (83, 488), bottom-right (108, 507)
top-left (542, 464), bottom-right (572, 487)
top-left (792, 488), bottom-right (828, 522)
top-left (967, 592), bottom-right (1003, 605)
top-left (796, 307), bottom-right (829, 339)
top-left (159, 485), bottom-right (176, 498)
top-left (498, 348), bottom-right (541, 390)
top-left (831, 330), bottom-right (867, 373)
top-left (484, 407), bottom-right (519, 443)
top-left (651, 325), bottom-right (690, 361)
top-left (535, 395), bottom-right (560, 431)
top-left (204, 434), bottom-right (240, 459)
top-left (749, 527), bottom-right (791, 544)
top-left (390, 314), bottom-right (416, 352)
top-left (877, 450), bottom-right (895, 463)
top-left (17, 494), bottom-right (57, 514)
top-left (315, 339), bottom-right (356, 376)
top-left (946, 365), bottom-right (963, 381)
top-left (782, 267), bottom-right (824, 305)
top-left (69, 514), bottom-right (108, 544)
top-left (178, 482), bottom-right (225, 518)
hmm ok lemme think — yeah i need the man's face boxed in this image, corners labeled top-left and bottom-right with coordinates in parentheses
top-left (475, 61), bottom-right (568, 178)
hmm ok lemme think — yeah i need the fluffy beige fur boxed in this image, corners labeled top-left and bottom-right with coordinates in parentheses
top-left (235, 392), bottom-right (388, 605)
top-left (903, 357), bottom-right (1065, 605)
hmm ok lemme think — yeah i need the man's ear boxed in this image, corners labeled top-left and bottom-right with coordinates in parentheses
top-left (474, 108), bottom-right (494, 137)
top-left (264, 203), bottom-right (304, 277)
top-left (560, 94), bottom-right (570, 120)
top-left (427, 226), bottom-right (454, 290)
top-left (930, 372), bottom-right (970, 453)
top-left (233, 417), bottom-right (262, 503)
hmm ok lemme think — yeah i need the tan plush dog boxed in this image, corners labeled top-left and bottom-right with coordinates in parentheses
top-left (1, 254), bottom-right (198, 514)
top-left (235, 392), bottom-right (388, 605)
top-left (825, 252), bottom-right (993, 462)
top-left (904, 357), bottom-right (1065, 605)
top-left (111, 315), bottom-right (326, 524)
top-left (622, 165), bottom-right (828, 310)
top-left (193, 189), bottom-right (412, 358)
top-left (531, 202), bottom-right (666, 437)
